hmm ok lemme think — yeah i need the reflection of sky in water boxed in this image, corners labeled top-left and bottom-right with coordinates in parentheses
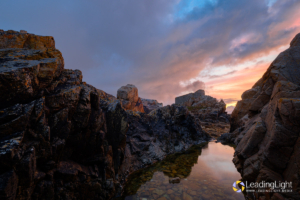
top-left (188, 142), bottom-right (241, 183)
top-left (122, 141), bottom-right (244, 200)
top-left (197, 142), bottom-right (239, 174)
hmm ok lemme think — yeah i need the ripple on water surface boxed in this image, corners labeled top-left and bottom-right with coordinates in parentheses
top-left (119, 142), bottom-right (244, 200)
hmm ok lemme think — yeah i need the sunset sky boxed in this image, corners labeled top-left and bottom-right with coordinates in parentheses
top-left (1, 0), bottom-right (300, 113)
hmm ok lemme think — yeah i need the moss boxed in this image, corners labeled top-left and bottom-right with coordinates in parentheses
top-left (187, 106), bottom-right (206, 111)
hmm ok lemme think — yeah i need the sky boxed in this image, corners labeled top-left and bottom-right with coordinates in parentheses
top-left (1, 0), bottom-right (300, 113)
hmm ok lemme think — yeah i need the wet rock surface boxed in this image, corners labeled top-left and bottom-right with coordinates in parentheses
top-left (0, 30), bottom-right (210, 200)
top-left (219, 33), bottom-right (300, 199)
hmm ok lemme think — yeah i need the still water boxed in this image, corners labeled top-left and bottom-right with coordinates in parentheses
top-left (119, 141), bottom-right (244, 200)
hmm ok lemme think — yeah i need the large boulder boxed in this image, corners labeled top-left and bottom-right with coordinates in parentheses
top-left (220, 33), bottom-right (300, 200)
top-left (117, 84), bottom-right (138, 103)
top-left (117, 84), bottom-right (144, 113)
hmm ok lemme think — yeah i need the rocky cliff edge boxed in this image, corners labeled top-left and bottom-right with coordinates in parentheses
top-left (219, 33), bottom-right (300, 200)
top-left (0, 30), bottom-right (209, 200)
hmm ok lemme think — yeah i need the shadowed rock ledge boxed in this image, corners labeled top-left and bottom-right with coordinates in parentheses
top-left (0, 30), bottom-right (209, 200)
top-left (219, 33), bottom-right (300, 200)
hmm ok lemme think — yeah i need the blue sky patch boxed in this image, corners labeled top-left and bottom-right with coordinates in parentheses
top-left (174, 0), bottom-right (218, 19)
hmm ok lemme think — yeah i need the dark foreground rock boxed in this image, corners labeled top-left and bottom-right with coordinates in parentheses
top-left (0, 30), bottom-right (209, 200)
top-left (219, 33), bottom-right (300, 200)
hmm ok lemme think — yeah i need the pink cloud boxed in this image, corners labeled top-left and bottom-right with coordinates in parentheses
top-left (204, 62), bottom-right (270, 106)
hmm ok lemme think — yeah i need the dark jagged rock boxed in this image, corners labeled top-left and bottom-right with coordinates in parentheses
top-left (118, 105), bottom-right (209, 181)
top-left (0, 30), bottom-right (209, 200)
top-left (219, 33), bottom-right (300, 200)
top-left (140, 98), bottom-right (163, 114)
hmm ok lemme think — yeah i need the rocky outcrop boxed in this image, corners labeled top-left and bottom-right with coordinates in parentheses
top-left (220, 33), bottom-right (300, 199)
top-left (0, 32), bottom-right (64, 109)
top-left (140, 98), bottom-right (163, 114)
top-left (117, 85), bottom-right (163, 114)
top-left (175, 90), bottom-right (229, 137)
top-left (175, 91), bottom-right (227, 122)
top-left (0, 29), bottom-right (55, 50)
top-left (117, 105), bottom-right (209, 187)
top-left (175, 89), bottom-right (205, 105)
top-left (0, 30), bottom-right (209, 200)
top-left (117, 84), bottom-right (144, 113)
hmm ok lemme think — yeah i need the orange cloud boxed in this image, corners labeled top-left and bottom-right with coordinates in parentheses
top-left (205, 62), bottom-right (270, 106)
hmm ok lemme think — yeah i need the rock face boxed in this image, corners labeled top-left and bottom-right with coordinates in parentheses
top-left (120, 105), bottom-right (209, 176)
top-left (0, 29), bottom-right (55, 50)
top-left (175, 91), bottom-right (227, 122)
top-left (0, 31), bottom-right (63, 109)
top-left (140, 98), bottom-right (163, 114)
top-left (175, 90), bottom-right (229, 137)
top-left (175, 89), bottom-right (205, 105)
top-left (0, 30), bottom-right (209, 200)
top-left (117, 84), bottom-right (144, 113)
top-left (220, 33), bottom-right (300, 199)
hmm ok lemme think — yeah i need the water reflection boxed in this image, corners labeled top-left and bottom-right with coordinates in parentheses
top-left (119, 142), bottom-right (244, 200)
